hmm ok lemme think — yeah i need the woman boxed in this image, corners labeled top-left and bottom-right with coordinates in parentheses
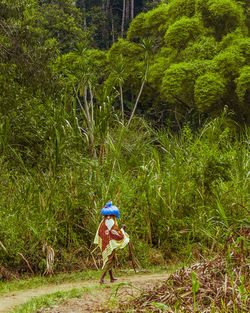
top-left (94, 201), bottom-right (129, 284)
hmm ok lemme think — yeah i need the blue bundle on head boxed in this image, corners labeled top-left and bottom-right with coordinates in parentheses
top-left (101, 201), bottom-right (120, 219)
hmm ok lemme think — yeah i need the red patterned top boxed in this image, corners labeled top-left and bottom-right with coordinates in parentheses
top-left (94, 214), bottom-right (129, 268)
top-left (98, 215), bottom-right (124, 252)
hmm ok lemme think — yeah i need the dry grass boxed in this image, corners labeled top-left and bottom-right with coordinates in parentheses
top-left (110, 244), bottom-right (249, 312)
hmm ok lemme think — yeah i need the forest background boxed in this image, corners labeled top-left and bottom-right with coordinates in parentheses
top-left (0, 0), bottom-right (249, 276)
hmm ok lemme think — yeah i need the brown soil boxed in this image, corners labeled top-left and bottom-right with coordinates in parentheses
top-left (0, 272), bottom-right (169, 313)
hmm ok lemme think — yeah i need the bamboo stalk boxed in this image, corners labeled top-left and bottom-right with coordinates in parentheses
top-left (128, 242), bottom-right (138, 273)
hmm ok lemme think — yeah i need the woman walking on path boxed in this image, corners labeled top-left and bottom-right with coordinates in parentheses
top-left (94, 201), bottom-right (129, 284)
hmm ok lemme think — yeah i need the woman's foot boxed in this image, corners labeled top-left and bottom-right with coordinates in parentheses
top-left (109, 270), bottom-right (118, 283)
top-left (110, 277), bottom-right (118, 283)
top-left (100, 271), bottom-right (107, 284)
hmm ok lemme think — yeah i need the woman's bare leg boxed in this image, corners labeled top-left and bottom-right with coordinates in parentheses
top-left (109, 269), bottom-right (118, 282)
top-left (100, 271), bottom-right (107, 284)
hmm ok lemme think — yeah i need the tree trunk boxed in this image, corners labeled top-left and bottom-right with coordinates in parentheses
top-left (119, 81), bottom-right (124, 122)
top-left (121, 0), bottom-right (126, 38)
top-left (127, 61), bottom-right (149, 126)
top-left (131, 0), bottom-right (134, 20)
top-left (126, 0), bottom-right (130, 20)
top-left (74, 85), bottom-right (96, 158)
top-left (89, 82), bottom-right (94, 124)
top-left (110, 6), bottom-right (115, 44)
top-left (102, 0), bottom-right (110, 49)
top-left (106, 0), bottom-right (110, 16)
top-left (87, 83), bottom-right (96, 158)
top-left (83, 0), bottom-right (87, 29)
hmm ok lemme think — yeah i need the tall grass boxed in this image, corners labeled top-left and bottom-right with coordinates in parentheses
top-left (0, 113), bottom-right (249, 274)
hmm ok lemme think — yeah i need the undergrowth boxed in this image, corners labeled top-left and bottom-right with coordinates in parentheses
top-left (0, 114), bottom-right (249, 275)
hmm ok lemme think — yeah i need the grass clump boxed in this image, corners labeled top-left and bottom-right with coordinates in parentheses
top-left (0, 269), bottom-right (101, 296)
top-left (11, 287), bottom-right (85, 313)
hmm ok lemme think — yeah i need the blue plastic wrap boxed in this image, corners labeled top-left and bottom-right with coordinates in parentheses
top-left (101, 201), bottom-right (120, 218)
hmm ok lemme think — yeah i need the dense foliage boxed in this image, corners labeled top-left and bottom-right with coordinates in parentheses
top-left (0, 0), bottom-right (249, 276)
top-left (108, 0), bottom-right (250, 125)
top-left (0, 114), bottom-right (249, 273)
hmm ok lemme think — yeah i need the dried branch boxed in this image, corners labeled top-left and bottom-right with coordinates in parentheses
top-left (18, 253), bottom-right (34, 275)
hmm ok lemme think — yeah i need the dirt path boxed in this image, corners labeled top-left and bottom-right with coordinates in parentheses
top-left (0, 272), bottom-right (169, 313)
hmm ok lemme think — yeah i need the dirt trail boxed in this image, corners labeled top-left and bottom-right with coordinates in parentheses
top-left (0, 272), bottom-right (169, 313)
